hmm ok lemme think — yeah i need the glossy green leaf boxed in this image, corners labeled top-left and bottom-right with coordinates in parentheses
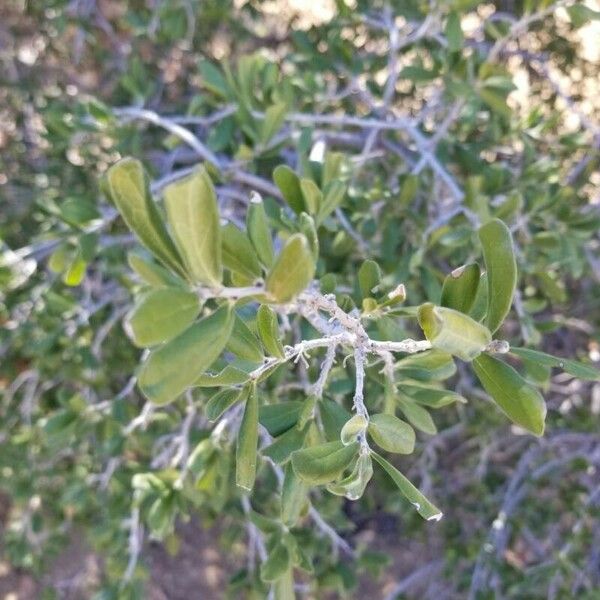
top-left (418, 303), bottom-right (491, 361)
top-left (340, 414), bottom-right (368, 445)
top-left (273, 165), bottom-right (305, 214)
top-left (300, 178), bottom-right (322, 215)
top-left (260, 102), bottom-right (287, 145)
top-left (221, 222), bottom-right (262, 280)
top-left (371, 452), bottom-right (443, 521)
top-left (236, 385), bottom-right (259, 490)
top-left (266, 234), bottom-right (315, 303)
top-left (138, 304), bottom-right (233, 405)
top-left (257, 304), bottom-right (285, 358)
top-left (317, 181), bottom-right (346, 224)
top-left (164, 167), bottom-right (222, 285)
top-left (291, 441), bottom-right (359, 485)
top-left (367, 414), bottom-right (415, 454)
top-left (106, 158), bottom-right (184, 276)
top-left (473, 353), bottom-right (546, 436)
top-left (396, 350), bottom-right (456, 381)
top-left (127, 253), bottom-right (184, 288)
top-left (247, 194), bottom-right (274, 268)
top-left (478, 218), bottom-right (517, 333)
top-left (206, 388), bottom-right (242, 421)
top-left (226, 315), bottom-right (263, 363)
top-left (124, 287), bottom-right (200, 348)
top-left (510, 347), bottom-right (600, 381)
top-left (440, 263), bottom-right (481, 314)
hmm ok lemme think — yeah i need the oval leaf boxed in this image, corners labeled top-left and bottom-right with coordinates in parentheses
top-left (124, 287), bottom-right (200, 348)
top-left (340, 414), bottom-right (368, 445)
top-left (510, 347), bottom-right (600, 381)
top-left (221, 222), bottom-right (262, 280)
top-left (164, 167), bottom-right (222, 285)
top-left (257, 304), bottom-right (285, 358)
top-left (440, 263), bottom-right (481, 314)
top-left (473, 353), bottom-right (546, 436)
top-left (273, 165), bottom-right (305, 214)
top-left (247, 193), bottom-right (274, 268)
top-left (368, 413), bottom-right (415, 454)
top-left (266, 234), bottom-right (315, 303)
top-left (226, 315), bottom-right (263, 363)
top-left (138, 304), bottom-right (234, 405)
top-left (236, 386), bottom-right (258, 491)
top-left (478, 219), bottom-right (517, 333)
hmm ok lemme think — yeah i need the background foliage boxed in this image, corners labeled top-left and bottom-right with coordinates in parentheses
top-left (1, 1), bottom-right (600, 598)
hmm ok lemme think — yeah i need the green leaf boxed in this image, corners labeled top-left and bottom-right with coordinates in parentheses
top-left (398, 399), bottom-right (437, 435)
top-left (440, 263), bottom-right (481, 314)
top-left (418, 303), bottom-right (491, 361)
top-left (262, 426), bottom-right (306, 464)
top-left (358, 259), bottom-right (382, 299)
top-left (247, 194), bottom-right (275, 268)
top-left (321, 399), bottom-right (352, 441)
top-left (371, 452), bottom-right (443, 521)
top-left (124, 287), bottom-right (200, 348)
top-left (281, 463), bottom-right (308, 527)
top-left (164, 167), bottom-right (222, 285)
top-left (257, 304), bottom-right (286, 358)
top-left (138, 304), bottom-right (234, 405)
top-left (367, 414), bottom-right (415, 454)
top-left (221, 222), bottom-right (262, 280)
top-left (273, 165), bottom-right (305, 214)
top-left (473, 353), bottom-right (546, 436)
top-left (300, 178), bottom-right (322, 215)
top-left (510, 347), bottom-right (600, 381)
top-left (260, 102), bottom-right (287, 145)
top-left (261, 540), bottom-right (291, 583)
top-left (327, 453), bottom-right (373, 500)
top-left (445, 12), bottom-right (464, 52)
top-left (236, 385), bottom-right (259, 490)
top-left (259, 402), bottom-right (303, 437)
top-left (479, 88), bottom-right (511, 118)
top-left (206, 388), bottom-right (242, 421)
top-left (291, 441), bottom-right (359, 485)
top-left (400, 383), bottom-right (467, 409)
top-left (478, 219), bottom-right (517, 333)
top-left (106, 158), bottom-right (184, 276)
top-left (298, 213), bottom-right (319, 260)
top-left (62, 253), bottom-right (86, 286)
top-left (127, 253), bottom-right (184, 288)
top-left (226, 315), bottom-right (263, 363)
top-left (194, 364), bottom-right (250, 387)
top-left (317, 181), bottom-right (346, 225)
top-left (396, 350), bottom-right (456, 381)
top-left (272, 566), bottom-right (295, 600)
top-left (266, 234), bottom-right (315, 303)
top-left (340, 414), bottom-right (368, 445)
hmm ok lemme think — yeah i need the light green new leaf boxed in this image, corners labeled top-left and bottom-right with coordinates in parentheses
top-left (317, 181), bottom-right (346, 224)
top-left (358, 259), bottom-right (382, 299)
top-left (368, 414), bottom-right (415, 454)
top-left (273, 165), bottom-right (305, 214)
top-left (221, 222), bottom-right (262, 280)
top-left (164, 167), bottom-right (222, 285)
top-left (440, 263), bottom-right (481, 314)
top-left (247, 194), bottom-right (274, 268)
top-left (236, 385), bottom-right (258, 490)
top-left (418, 303), bottom-right (491, 361)
top-left (371, 452), bottom-right (443, 521)
top-left (226, 315), bottom-right (263, 363)
top-left (138, 304), bottom-right (233, 405)
top-left (205, 388), bottom-right (242, 422)
top-left (473, 353), bottom-right (546, 436)
top-left (266, 234), bottom-right (315, 303)
top-left (510, 347), bottom-right (600, 381)
top-left (299, 178), bottom-right (322, 215)
top-left (127, 253), bottom-right (184, 288)
top-left (257, 304), bottom-right (285, 358)
top-left (194, 364), bottom-right (250, 387)
top-left (281, 463), bottom-right (308, 527)
top-left (298, 213), bottom-right (319, 260)
top-left (124, 287), bottom-right (200, 348)
top-left (291, 441), bottom-right (359, 485)
top-left (340, 414), bottom-right (368, 445)
top-left (478, 218), bottom-right (517, 333)
top-left (396, 350), bottom-right (456, 382)
top-left (327, 453), bottom-right (373, 501)
top-left (106, 158), bottom-right (184, 276)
